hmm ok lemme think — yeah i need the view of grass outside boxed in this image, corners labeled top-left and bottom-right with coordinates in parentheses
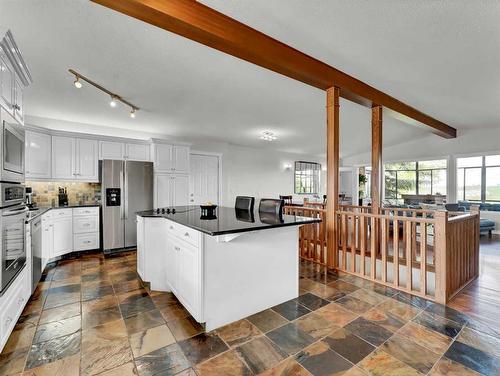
top-left (457, 155), bottom-right (500, 203)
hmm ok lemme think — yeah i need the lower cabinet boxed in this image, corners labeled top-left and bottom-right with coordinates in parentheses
top-left (138, 217), bottom-right (202, 321)
top-left (0, 268), bottom-right (30, 352)
top-left (51, 214), bottom-right (73, 258)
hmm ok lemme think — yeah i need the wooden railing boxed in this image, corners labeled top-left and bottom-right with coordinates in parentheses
top-left (284, 206), bottom-right (326, 264)
top-left (286, 204), bottom-right (480, 304)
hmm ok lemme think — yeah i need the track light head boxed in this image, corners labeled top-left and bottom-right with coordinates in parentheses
top-left (130, 108), bottom-right (136, 118)
top-left (74, 76), bottom-right (82, 88)
top-left (109, 96), bottom-right (117, 108)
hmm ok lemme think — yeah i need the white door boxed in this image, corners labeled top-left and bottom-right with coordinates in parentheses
top-left (52, 136), bottom-right (75, 180)
top-left (154, 144), bottom-right (173, 172)
top-left (25, 131), bottom-right (51, 179)
top-left (76, 139), bottom-right (98, 181)
top-left (155, 174), bottom-right (172, 208)
top-left (166, 240), bottom-right (178, 293)
top-left (126, 143), bottom-right (150, 161)
top-left (190, 154), bottom-right (219, 205)
top-left (177, 241), bottom-right (199, 316)
top-left (52, 217), bottom-right (73, 257)
top-left (99, 141), bottom-right (124, 160)
top-left (173, 175), bottom-right (190, 206)
top-left (172, 146), bottom-right (190, 174)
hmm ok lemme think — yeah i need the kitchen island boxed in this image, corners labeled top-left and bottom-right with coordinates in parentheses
top-left (136, 206), bottom-right (320, 330)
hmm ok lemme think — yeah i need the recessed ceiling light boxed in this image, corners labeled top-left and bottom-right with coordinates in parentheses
top-left (260, 130), bottom-right (277, 141)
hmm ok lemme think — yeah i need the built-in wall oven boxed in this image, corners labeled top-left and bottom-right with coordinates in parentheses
top-left (0, 203), bottom-right (28, 294)
top-left (1, 119), bottom-right (25, 184)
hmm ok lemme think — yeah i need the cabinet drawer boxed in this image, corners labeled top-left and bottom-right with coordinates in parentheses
top-left (74, 233), bottom-right (99, 251)
top-left (51, 209), bottom-right (72, 219)
top-left (73, 216), bottom-right (99, 234)
top-left (166, 221), bottom-right (199, 248)
top-left (73, 207), bottom-right (99, 217)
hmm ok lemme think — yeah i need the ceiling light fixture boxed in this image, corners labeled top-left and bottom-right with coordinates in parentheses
top-left (73, 75), bottom-right (82, 88)
top-left (68, 68), bottom-right (140, 117)
top-left (260, 130), bottom-right (277, 141)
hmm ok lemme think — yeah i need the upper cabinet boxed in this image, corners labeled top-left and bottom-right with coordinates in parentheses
top-left (25, 131), bottom-right (51, 179)
top-left (99, 140), bottom-right (150, 162)
top-left (52, 136), bottom-right (98, 182)
top-left (0, 30), bottom-right (33, 125)
top-left (154, 144), bottom-right (190, 174)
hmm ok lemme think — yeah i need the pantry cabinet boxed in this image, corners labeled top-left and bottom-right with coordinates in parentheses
top-left (154, 174), bottom-right (189, 208)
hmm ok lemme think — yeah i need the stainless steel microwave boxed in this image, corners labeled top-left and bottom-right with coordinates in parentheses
top-left (0, 114), bottom-right (24, 183)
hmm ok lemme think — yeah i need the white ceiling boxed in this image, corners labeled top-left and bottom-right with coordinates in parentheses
top-left (1, 0), bottom-right (498, 158)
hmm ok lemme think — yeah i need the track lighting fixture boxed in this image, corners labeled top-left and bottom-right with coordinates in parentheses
top-left (68, 68), bottom-right (140, 117)
top-left (73, 76), bottom-right (82, 88)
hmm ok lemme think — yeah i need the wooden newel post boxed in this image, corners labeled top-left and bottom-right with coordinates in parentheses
top-left (434, 210), bottom-right (449, 304)
top-left (470, 205), bottom-right (481, 278)
top-left (326, 87), bottom-right (340, 269)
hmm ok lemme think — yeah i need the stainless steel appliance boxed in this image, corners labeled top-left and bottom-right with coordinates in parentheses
top-left (0, 203), bottom-right (28, 294)
top-left (1, 182), bottom-right (25, 207)
top-left (101, 160), bottom-right (153, 252)
top-left (30, 216), bottom-right (41, 293)
top-left (0, 119), bottom-right (25, 183)
top-left (25, 186), bottom-right (33, 208)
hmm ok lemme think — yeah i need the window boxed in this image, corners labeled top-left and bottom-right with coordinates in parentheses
top-left (458, 155), bottom-right (500, 202)
top-left (384, 159), bottom-right (447, 205)
top-left (294, 161), bottom-right (321, 194)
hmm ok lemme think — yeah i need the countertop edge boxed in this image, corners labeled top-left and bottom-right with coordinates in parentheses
top-left (26, 204), bottom-right (101, 223)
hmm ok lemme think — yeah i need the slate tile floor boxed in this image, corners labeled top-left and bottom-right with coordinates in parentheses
top-left (1, 252), bottom-right (500, 375)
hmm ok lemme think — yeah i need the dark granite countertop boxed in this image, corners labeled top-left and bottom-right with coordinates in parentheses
top-left (136, 206), bottom-right (321, 236)
top-left (26, 204), bottom-right (101, 223)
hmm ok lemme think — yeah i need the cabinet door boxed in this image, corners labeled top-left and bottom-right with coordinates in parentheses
top-left (52, 217), bottom-right (73, 257)
top-left (13, 80), bottom-right (23, 125)
top-left (136, 216), bottom-right (145, 279)
top-left (177, 241), bottom-right (200, 316)
top-left (99, 141), bottom-right (124, 160)
top-left (154, 144), bottom-right (173, 172)
top-left (166, 240), bottom-right (178, 293)
top-left (172, 146), bottom-right (190, 174)
top-left (52, 136), bottom-right (75, 180)
top-left (155, 174), bottom-right (172, 208)
top-left (126, 143), bottom-right (150, 161)
top-left (0, 52), bottom-right (14, 113)
top-left (173, 175), bottom-right (190, 206)
top-left (76, 139), bottom-right (98, 181)
top-left (25, 131), bottom-right (51, 179)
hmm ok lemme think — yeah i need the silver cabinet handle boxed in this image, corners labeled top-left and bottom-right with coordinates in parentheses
top-left (184, 232), bottom-right (189, 237)
top-left (83, 240), bottom-right (91, 244)
top-left (169, 226), bottom-right (174, 230)
top-left (174, 246), bottom-right (180, 251)
top-left (83, 223), bottom-right (91, 226)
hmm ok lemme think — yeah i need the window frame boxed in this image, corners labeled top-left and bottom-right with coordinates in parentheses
top-left (294, 161), bottom-right (321, 195)
top-left (457, 155), bottom-right (500, 203)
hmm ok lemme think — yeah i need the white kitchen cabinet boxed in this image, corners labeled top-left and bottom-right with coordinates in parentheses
top-left (73, 207), bottom-right (100, 251)
top-left (25, 130), bottom-right (51, 179)
top-left (175, 238), bottom-right (200, 317)
top-left (0, 51), bottom-right (14, 113)
top-left (52, 136), bottom-right (98, 181)
top-left (13, 79), bottom-right (23, 125)
top-left (99, 141), bottom-right (124, 160)
top-left (126, 143), bottom-right (150, 161)
top-left (166, 239), bottom-right (179, 294)
top-left (155, 174), bottom-right (189, 208)
top-left (136, 216), bottom-right (145, 279)
top-left (51, 136), bottom-right (75, 180)
top-left (76, 139), bottom-right (98, 181)
top-left (153, 144), bottom-right (189, 173)
top-left (41, 212), bottom-right (53, 270)
top-left (51, 209), bottom-right (73, 258)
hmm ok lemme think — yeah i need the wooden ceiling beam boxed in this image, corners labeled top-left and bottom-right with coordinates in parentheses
top-left (91, 0), bottom-right (456, 139)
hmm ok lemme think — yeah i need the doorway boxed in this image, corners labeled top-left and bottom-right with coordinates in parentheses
top-left (190, 153), bottom-right (220, 205)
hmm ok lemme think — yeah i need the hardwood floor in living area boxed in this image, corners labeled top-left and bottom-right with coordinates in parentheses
top-left (1, 244), bottom-right (500, 375)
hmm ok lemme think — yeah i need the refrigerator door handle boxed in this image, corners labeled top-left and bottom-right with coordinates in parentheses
top-left (124, 160), bottom-right (129, 220)
top-left (119, 163), bottom-right (125, 220)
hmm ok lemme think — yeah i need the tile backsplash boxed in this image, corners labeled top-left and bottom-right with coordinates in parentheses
top-left (26, 181), bottom-right (101, 207)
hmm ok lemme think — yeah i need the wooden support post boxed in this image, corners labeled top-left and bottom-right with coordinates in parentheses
top-left (326, 87), bottom-right (340, 269)
top-left (371, 105), bottom-right (383, 214)
top-left (434, 210), bottom-right (449, 304)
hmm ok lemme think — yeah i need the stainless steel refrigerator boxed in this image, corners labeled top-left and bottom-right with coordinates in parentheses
top-left (101, 160), bottom-right (153, 253)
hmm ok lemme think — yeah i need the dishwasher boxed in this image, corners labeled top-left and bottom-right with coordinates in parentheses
top-left (30, 216), bottom-right (42, 293)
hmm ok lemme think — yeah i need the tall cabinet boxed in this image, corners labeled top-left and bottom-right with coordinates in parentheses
top-left (152, 142), bottom-right (190, 208)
